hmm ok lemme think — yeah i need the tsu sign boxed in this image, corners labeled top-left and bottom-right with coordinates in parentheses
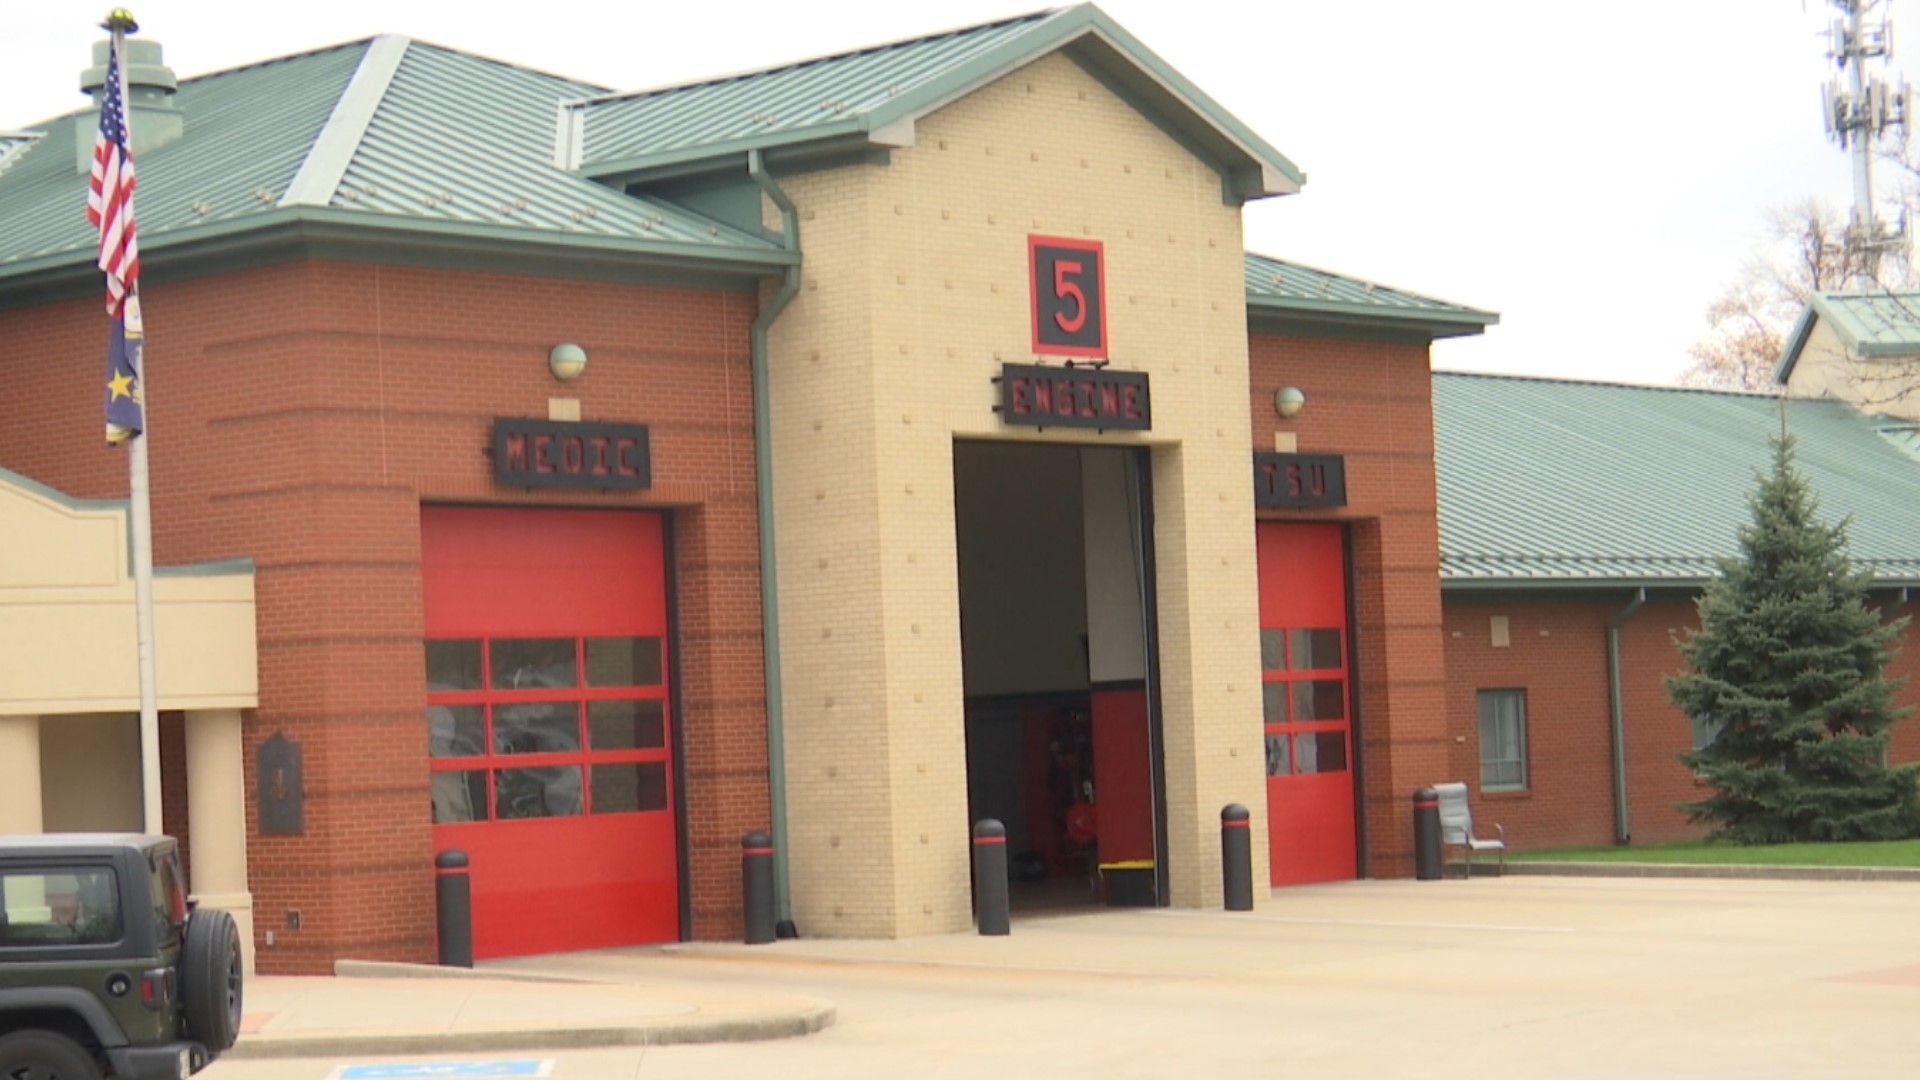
top-left (1254, 452), bottom-right (1347, 508)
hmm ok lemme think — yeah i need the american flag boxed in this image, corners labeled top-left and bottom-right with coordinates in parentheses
top-left (92, 35), bottom-right (143, 444)
top-left (88, 37), bottom-right (139, 317)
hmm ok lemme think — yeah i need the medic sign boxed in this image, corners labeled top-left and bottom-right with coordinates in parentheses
top-left (1254, 452), bottom-right (1347, 508)
top-left (998, 363), bottom-right (1150, 430)
top-left (1030, 236), bottom-right (1107, 357)
top-left (493, 419), bottom-right (651, 490)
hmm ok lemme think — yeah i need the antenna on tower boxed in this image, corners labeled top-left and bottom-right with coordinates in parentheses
top-left (1823, 0), bottom-right (1910, 288)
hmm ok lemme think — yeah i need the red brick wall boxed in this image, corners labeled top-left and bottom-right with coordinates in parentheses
top-left (0, 259), bottom-right (768, 971)
top-left (1248, 331), bottom-right (1448, 878)
top-left (1442, 595), bottom-right (1920, 850)
top-left (1886, 600), bottom-right (1920, 767)
top-left (1440, 597), bottom-right (1633, 849)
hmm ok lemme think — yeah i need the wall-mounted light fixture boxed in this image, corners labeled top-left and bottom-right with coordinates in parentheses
top-left (1274, 386), bottom-right (1306, 418)
top-left (548, 343), bottom-right (588, 382)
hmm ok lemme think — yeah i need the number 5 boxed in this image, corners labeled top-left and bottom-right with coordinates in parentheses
top-left (1053, 260), bottom-right (1086, 333)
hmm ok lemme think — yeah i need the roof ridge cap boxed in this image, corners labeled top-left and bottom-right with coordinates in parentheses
top-left (567, 6), bottom-right (1064, 108)
top-left (1433, 369), bottom-right (1786, 398)
top-left (398, 38), bottom-right (611, 95)
top-left (1244, 249), bottom-right (1466, 303)
top-left (280, 35), bottom-right (410, 208)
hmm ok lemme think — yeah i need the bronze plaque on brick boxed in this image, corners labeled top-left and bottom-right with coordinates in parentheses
top-left (258, 732), bottom-right (304, 835)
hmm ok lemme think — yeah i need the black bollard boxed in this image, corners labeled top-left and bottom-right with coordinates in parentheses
top-left (971, 819), bottom-right (1010, 936)
top-left (434, 849), bottom-right (473, 968)
top-left (1221, 804), bottom-right (1254, 911)
top-left (1413, 787), bottom-right (1443, 881)
top-left (742, 831), bottom-right (776, 945)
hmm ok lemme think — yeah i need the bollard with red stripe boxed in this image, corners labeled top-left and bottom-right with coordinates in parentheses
top-left (434, 849), bottom-right (474, 967)
top-left (1221, 804), bottom-right (1253, 911)
top-left (743, 831), bottom-right (776, 944)
top-left (1413, 788), bottom-right (1443, 880)
top-left (971, 819), bottom-right (1010, 936)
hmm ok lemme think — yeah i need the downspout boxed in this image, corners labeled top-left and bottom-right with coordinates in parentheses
top-left (748, 149), bottom-right (800, 929)
top-left (1606, 587), bottom-right (1647, 846)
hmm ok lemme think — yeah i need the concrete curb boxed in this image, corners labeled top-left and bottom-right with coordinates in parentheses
top-left (655, 941), bottom-right (1191, 981)
top-left (1501, 861), bottom-right (1920, 882)
top-left (214, 959), bottom-right (839, 1055)
top-left (334, 958), bottom-right (592, 984)
top-left (223, 1002), bottom-right (837, 1059)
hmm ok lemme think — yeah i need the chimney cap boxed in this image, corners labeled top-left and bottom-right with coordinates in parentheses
top-left (80, 38), bottom-right (177, 95)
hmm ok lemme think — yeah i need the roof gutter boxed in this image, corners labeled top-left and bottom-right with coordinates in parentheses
top-left (747, 148), bottom-right (799, 934)
top-left (1606, 587), bottom-right (1647, 846)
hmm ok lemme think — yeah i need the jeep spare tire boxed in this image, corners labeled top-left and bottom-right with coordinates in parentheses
top-left (181, 907), bottom-right (244, 1052)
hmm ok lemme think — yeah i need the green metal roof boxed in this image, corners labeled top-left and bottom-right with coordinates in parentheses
top-left (0, 42), bottom-right (365, 270)
top-left (334, 41), bottom-right (772, 248)
top-left (1244, 252), bottom-right (1497, 339)
top-left (0, 37), bottom-right (786, 285)
top-left (570, 4), bottom-right (1305, 200)
top-left (1876, 420), bottom-right (1920, 463)
top-left (0, 132), bottom-right (41, 176)
top-left (1434, 372), bottom-right (1920, 587)
top-left (1776, 291), bottom-right (1920, 382)
top-left (1, 19), bottom-right (1489, 325)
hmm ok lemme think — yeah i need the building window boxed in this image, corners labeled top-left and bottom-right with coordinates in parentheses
top-left (426, 636), bottom-right (672, 824)
top-left (1478, 689), bottom-right (1527, 791)
top-left (1690, 714), bottom-right (1724, 752)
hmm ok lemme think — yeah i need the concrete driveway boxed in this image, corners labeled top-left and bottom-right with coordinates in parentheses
top-left (206, 875), bottom-right (1920, 1079)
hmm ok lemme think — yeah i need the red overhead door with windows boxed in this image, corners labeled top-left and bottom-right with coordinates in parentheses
top-left (1257, 523), bottom-right (1356, 886)
top-left (421, 506), bottom-right (678, 959)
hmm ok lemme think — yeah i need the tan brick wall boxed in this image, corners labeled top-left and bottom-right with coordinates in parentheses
top-left (768, 51), bottom-right (1267, 934)
top-left (1784, 319), bottom-right (1920, 422)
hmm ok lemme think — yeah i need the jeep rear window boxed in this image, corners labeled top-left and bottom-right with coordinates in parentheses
top-left (0, 868), bottom-right (123, 946)
top-left (149, 850), bottom-right (187, 946)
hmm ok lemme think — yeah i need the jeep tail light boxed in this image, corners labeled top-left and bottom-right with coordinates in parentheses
top-left (142, 967), bottom-right (174, 1010)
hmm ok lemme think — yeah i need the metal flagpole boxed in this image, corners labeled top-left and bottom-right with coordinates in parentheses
top-left (130, 348), bottom-right (163, 835)
top-left (102, 7), bottom-right (164, 834)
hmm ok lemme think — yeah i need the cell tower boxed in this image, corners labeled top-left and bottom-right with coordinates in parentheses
top-left (1823, 0), bottom-right (1911, 287)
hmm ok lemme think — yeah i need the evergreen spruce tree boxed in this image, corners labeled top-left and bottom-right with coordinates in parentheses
top-left (1668, 433), bottom-right (1920, 843)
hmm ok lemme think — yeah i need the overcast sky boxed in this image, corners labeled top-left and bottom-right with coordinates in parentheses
top-left (2, 1), bottom-right (1894, 385)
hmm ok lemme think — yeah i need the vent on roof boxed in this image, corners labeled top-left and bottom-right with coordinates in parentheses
top-left (0, 131), bottom-right (43, 178)
top-left (73, 36), bottom-right (184, 173)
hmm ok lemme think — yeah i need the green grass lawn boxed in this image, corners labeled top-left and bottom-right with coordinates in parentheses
top-left (1505, 839), bottom-right (1920, 867)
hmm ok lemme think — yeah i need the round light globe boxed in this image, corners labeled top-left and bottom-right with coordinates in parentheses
top-left (1274, 386), bottom-right (1306, 418)
top-left (548, 343), bottom-right (587, 382)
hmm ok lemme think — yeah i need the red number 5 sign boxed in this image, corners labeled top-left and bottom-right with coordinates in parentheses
top-left (1029, 236), bottom-right (1107, 357)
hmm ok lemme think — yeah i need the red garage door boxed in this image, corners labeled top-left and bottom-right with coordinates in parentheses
top-left (1257, 523), bottom-right (1356, 886)
top-left (421, 506), bottom-right (678, 959)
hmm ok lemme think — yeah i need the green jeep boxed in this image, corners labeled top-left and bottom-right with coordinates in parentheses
top-left (0, 834), bottom-right (242, 1079)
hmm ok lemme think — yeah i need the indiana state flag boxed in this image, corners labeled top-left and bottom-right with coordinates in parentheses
top-left (105, 295), bottom-right (145, 444)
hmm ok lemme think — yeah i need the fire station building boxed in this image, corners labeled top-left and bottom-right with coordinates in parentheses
top-left (4, 5), bottom-right (1917, 975)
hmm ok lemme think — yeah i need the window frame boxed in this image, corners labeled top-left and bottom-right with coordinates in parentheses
top-left (426, 634), bottom-right (673, 824)
top-left (1689, 713), bottom-right (1725, 754)
top-left (1477, 688), bottom-right (1529, 792)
